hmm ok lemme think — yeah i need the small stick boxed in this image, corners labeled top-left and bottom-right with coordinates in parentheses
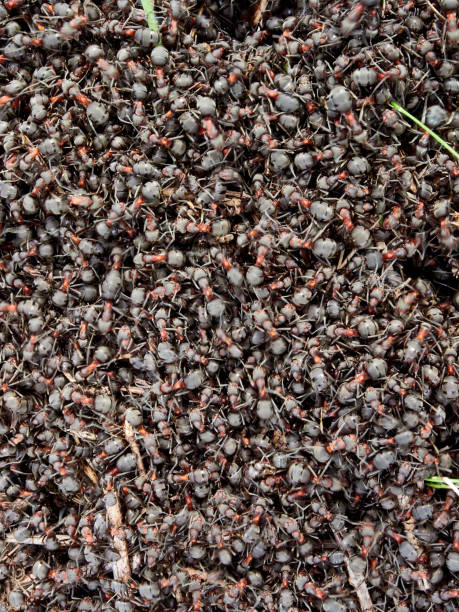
top-left (252, 0), bottom-right (269, 26)
top-left (87, 461), bottom-right (131, 583)
top-left (331, 527), bottom-right (374, 611)
top-left (425, 0), bottom-right (445, 20)
top-left (84, 462), bottom-right (99, 486)
top-left (123, 419), bottom-right (146, 477)
top-left (113, 353), bottom-right (132, 361)
top-left (178, 566), bottom-right (226, 587)
top-left (0, 497), bottom-right (29, 512)
top-left (189, 4), bottom-right (204, 39)
top-left (345, 557), bottom-right (374, 612)
top-left (5, 534), bottom-right (73, 546)
top-left (105, 489), bottom-right (131, 583)
top-left (337, 248), bottom-right (357, 270)
top-left (403, 515), bottom-right (430, 591)
top-left (120, 385), bottom-right (147, 395)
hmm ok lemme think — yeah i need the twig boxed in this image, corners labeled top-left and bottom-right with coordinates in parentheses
top-left (0, 497), bottom-right (30, 512)
top-left (337, 248), bottom-right (357, 270)
top-left (331, 526), bottom-right (374, 611)
top-left (162, 186), bottom-right (249, 210)
top-left (425, 0), bottom-right (445, 20)
top-left (104, 489), bottom-right (131, 583)
top-left (5, 533), bottom-right (73, 546)
top-left (403, 516), bottom-right (430, 591)
top-left (84, 462), bottom-right (100, 486)
top-left (123, 420), bottom-right (146, 477)
top-left (87, 460), bottom-right (131, 583)
top-left (70, 429), bottom-right (97, 442)
top-left (177, 567), bottom-right (226, 587)
top-left (252, 0), bottom-right (269, 26)
top-left (0, 543), bottom-right (20, 564)
top-left (120, 385), bottom-right (148, 395)
top-left (345, 557), bottom-right (374, 612)
top-left (113, 353), bottom-right (132, 361)
top-left (189, 4), bottom-right (204, 39)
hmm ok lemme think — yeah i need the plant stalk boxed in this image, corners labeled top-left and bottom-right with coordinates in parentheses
top-left (391, 101), bottom-right (459, 161)
top-left (140, 0), bottom-right (160, 34)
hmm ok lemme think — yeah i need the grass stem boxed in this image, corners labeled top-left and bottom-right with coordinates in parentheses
top-left (425, 476), bottom-right (459, 496)
top-left (391, 101), bottom-right (459, 161)
top-left (140, 0), bottom-right (160, 34)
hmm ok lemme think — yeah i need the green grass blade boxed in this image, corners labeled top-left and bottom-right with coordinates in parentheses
top-left (390, 101), bottom-right (459, 161)
top-left (425, 479), bottom-right (449, 489)
top-left (425, 476), bottom-right (459, 490)
top-left (140, 0), bottom-right (160, 33)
